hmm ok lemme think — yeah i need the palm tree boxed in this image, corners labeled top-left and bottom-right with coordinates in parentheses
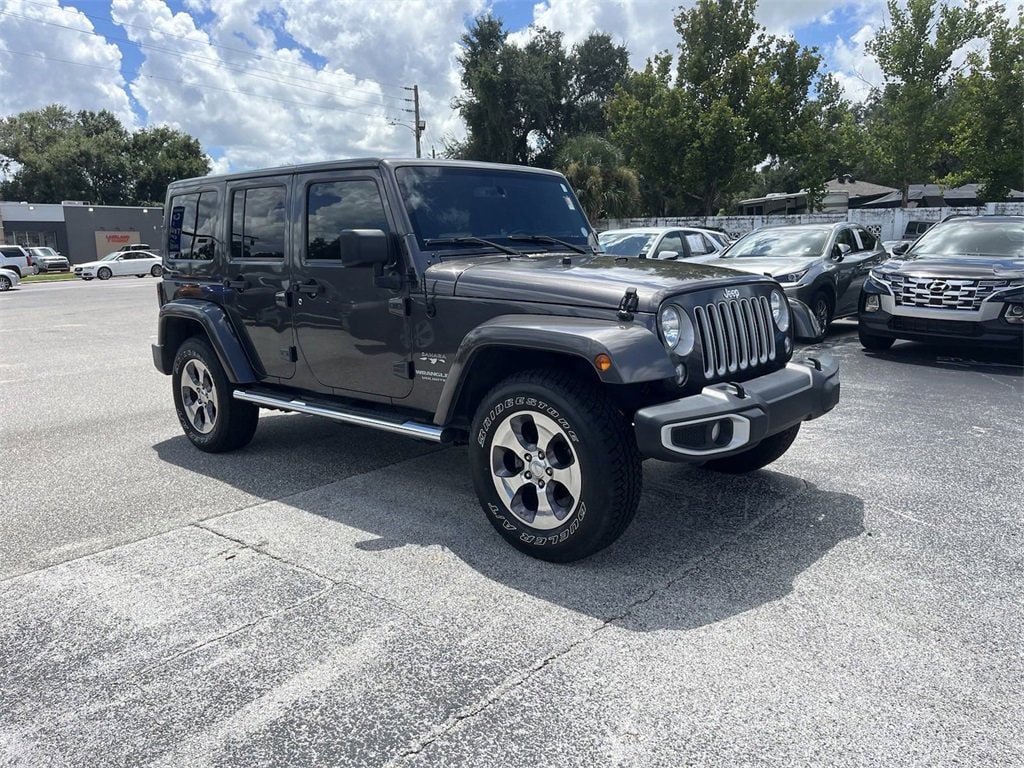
top-left (555, 134), bottom-right (641, 222)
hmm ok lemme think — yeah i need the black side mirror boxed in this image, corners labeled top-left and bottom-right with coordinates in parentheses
top-left (340, 229), bottom-right (391, 267)
top-left (832, 243), bottom-right (851, 262)
top-left (892, 242), bottom-right (909, 256)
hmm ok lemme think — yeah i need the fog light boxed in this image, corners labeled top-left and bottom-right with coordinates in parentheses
top-left (674, 363), bottom-right (687, 385)
top-left (865, 294), bottom-right (881, 312)
top-left (1006, 304), bottom-right (1024, 324)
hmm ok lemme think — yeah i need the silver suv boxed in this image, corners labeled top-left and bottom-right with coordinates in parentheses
top-left (0, 244), bottom-right (33, 277)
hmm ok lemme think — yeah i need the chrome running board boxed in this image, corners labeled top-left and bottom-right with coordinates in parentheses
top-left (233, 389), bottom-right (445, 443)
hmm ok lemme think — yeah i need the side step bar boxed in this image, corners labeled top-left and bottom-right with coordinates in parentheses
top-left (233, 389), bottom-right (446, 443)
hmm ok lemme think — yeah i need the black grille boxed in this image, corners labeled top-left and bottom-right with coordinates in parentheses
top-left (693, 297), bottom-right (776, 378)
top-left (891, 317), bottom-right (981, 336)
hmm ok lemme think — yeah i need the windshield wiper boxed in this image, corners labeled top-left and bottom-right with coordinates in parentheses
top-left (424, 236), bottom-right (519, 256)
top-left (507, 234), bottom-right (588, 254)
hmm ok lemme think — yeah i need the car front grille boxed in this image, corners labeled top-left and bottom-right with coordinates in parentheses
top-left (888, 276), bottom-right (1018, 311)
top-left (693, 296), bottom-right (776, 379)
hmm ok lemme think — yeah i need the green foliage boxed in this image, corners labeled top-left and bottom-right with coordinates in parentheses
top-left (863, 0), bottom-right (1000, 199)
top-left (0, 105), bottom-right (210, 205)
top-left (453, 16), bottom-right (629, 166)
top-left (608, 0), bottom-right (825, 214)
top-left (555, 133), bottom-right (640, 220)
top-left (943, 8), bottom-right (1023, 201)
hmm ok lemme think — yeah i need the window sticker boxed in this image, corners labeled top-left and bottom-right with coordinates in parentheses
top-left (563, 196), bottom-right (576, 211)
top-left (168, 205), bottom-right (184, 253)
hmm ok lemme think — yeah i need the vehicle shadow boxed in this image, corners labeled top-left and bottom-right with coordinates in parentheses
top-left (860, 340), bottom-right (1023, 373)
top-left (154, 414), bottom-right (865, 632)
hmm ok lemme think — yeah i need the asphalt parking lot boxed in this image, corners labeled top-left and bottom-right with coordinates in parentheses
top-left (1, 278), bottom-right (1022, 767)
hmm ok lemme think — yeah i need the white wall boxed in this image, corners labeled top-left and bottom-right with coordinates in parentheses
top-left (599, 202), bottom-right (1024, 242)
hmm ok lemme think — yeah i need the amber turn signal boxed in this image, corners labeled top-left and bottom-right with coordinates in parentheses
top-left (594, 353), bottom-right (612, 372)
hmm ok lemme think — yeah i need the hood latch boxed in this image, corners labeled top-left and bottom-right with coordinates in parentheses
top-left (618, 287), bottom-right (639, 321)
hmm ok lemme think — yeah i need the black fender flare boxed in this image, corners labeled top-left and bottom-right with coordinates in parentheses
top-left (153, 299), bottom-right (258, 384)
top-left (434, 314), bottom-right (675, 425)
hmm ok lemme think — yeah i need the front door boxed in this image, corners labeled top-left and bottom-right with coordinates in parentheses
top-left (292, 170), bottom-right (413, 399)
top-left (222, 177), bottom-right (295, 380)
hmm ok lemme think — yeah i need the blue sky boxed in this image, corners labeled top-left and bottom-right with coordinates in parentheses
top-left (0, 0), bottom-right (901, 173)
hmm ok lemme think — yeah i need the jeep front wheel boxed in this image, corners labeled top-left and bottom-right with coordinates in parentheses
top-left (469, 370), bottom-right (642, 562)
top-left (172, 337), bottom-right (259, 452)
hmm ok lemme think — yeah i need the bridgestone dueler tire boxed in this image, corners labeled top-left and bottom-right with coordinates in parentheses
top-left (701, 423), bottom-right (801, 474)
top-left (172, 337), bottom-right (259, 453)
top-left (469, 370), bottom-right (642, 563)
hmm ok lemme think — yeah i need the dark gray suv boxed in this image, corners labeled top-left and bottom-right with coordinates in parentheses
top-left (152, 159), bottom-right (841, 562)
top-left (702, 222), bottom-right (888, 340)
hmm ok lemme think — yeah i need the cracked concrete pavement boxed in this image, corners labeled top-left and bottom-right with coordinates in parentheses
top-left (1, 279), bottom-right (1022, 766)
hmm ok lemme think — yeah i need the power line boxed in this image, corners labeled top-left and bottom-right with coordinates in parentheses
top-left (1, 7), bottom-right (410, 108)
top-left (0, 46), bottom-right (405, 122)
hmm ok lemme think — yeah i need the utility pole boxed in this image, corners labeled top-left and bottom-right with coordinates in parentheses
top-left (403, 84), bottom-right (425, 158)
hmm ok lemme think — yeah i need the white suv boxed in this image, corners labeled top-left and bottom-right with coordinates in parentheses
top-left (0, 244), bottom-right (33, 277)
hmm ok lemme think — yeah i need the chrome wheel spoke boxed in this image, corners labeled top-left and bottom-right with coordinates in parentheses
top-left (488, 409), bottom-right (582, 531)
top-left (179, 358), bottom-right (217, 434)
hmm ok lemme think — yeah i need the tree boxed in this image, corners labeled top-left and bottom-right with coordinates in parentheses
top-left (131, 127), bottom-right (210, 205)
top-left (864, 0), bottom-right (998, 202)
top-left (0, 105), bottom-right (210, 205)
top-left (453, 18), bottom-right (630, 167)
top-left (555, 133), bottom-right (640, 220)
top-left (943, 7), bottom-right (1023, 201)
top-left (608, 0), bottom-right (824, 214)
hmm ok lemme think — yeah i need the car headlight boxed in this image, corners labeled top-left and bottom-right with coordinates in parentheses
top-left (658, 304), bottom-right (695, 354)
top-left (777, 269), bottom-right (808, 284)
top-left (771, 290), bottom-right (790, 332)
top-left (869, 268), bottom-right (890, 282)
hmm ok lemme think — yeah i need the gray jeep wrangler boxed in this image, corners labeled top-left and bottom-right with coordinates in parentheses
top-left (152, 159), bottom-right (839, 562)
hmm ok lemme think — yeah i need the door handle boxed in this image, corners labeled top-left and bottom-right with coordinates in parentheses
top-left (295, 280), bottom-right (320, 296)
top-left (223, 277), bottom-right (248, 291)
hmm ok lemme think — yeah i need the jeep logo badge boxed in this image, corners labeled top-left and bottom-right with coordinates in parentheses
top-left (723, 288), bottom-right (740, 300)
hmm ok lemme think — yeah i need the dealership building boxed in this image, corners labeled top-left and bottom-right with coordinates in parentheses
top-left (0, 200), bottom-right (163, 265)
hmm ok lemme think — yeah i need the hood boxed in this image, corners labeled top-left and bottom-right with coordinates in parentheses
top-left (77, 261), bottom-right (105, 269)
top-left (880, 253), bottom-right (1024, 279)
top-left (711, 256), bottom-right (819, 277)
top-left (425, 253), bottom-right (772, 312)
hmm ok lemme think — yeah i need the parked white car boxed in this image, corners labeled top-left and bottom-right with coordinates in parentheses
top-left (0, 266), bottom-right (20, 291)
top-left (74, 251), bottom-right (163, 281)
top-left (598, 226), bottom-right (730, 260)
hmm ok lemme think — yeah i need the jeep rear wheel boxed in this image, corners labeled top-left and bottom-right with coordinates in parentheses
top-left (469, 370), bottom-right (642, 562)
top-left (172, 337), bottom-right (259, 452)
top-left (701, 423), bottom-right (801, 474)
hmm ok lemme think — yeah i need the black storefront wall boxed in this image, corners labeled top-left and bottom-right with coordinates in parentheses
top-left (1, 219), bottom-right (69, 256)
top-left (62, 205), bottom-right (164, 264)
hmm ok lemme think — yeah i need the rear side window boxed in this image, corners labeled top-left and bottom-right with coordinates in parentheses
top-left (231, 186), bottom-right (287, 259)
top-left (168, 190), bottom-right (220, 260)
top-left (856, 228), bottom-right (877, 250)
top-left (306, 179), bottom-right (388, 261)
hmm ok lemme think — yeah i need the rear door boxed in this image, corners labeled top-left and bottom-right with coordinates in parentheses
top-left (292, 169), bottom-right (413, 399)
top-left (221, 176), bottom-right (296, 380)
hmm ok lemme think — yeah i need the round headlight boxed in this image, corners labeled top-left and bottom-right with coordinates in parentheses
top-left (659, 305), bottom-right (681, 348)
top-left (771, 290), bottom-right (790, 332)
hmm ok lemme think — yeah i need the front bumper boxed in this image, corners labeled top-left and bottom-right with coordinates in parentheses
top-left (634, 357), bottom-right (840, 462)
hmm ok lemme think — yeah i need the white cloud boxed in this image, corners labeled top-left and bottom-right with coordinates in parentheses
top-left (830, 23), bottom-right (883, 103)
top-left (0, 0), bottom-right (906, 175)
top-left (0, 0), bottom-right (135, 125)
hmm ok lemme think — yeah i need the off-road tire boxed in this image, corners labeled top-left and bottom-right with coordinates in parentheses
top-left (701, 424), bottom-right (801, 474)
top-left (97, 267), bottom-right (112, 280)
top-left (172, 337), bottom-right (259, 453)
top-left (469, 369), bottom-right (642, 562)
top-left (859, 328), bottom-right (895, 351)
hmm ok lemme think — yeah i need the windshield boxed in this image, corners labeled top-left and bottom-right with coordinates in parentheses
top-left (909, 219), bottom-right (1024, 259)
top-left (30, 247), bottom-right (57, 258)
top-left (723, 228), bottom-right (830, 259)
top-left (100, 252), bottom-right (122, 261)
top-left (597, 232), bottom-right (658, 256)
top-left (396, 166), bottom-right (594, 254)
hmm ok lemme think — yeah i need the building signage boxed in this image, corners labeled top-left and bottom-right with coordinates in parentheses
top-left (94, 231), bottom-right (140, 259)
